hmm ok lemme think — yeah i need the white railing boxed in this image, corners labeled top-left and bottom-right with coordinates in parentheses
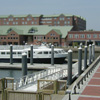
top-left (15, 67), bottom-right (67, 90)
top-left (0, 45), bottom-right (39, 50)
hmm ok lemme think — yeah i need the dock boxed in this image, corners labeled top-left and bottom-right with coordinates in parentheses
top-left (0, 44), bottom-right (99, 100)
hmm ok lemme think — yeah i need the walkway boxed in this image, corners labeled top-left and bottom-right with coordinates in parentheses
top-left (70, 61), bottom-right (100, 100)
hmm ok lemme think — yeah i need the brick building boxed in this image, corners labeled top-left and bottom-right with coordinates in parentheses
top-left (1, 13), bottom-right (99, 46)
top-left (0, 14), bottom-right (86, 31)
top-left (67, 31), bottom-right (100, 46)
top-left (0, 25), bottom-right (73, 46)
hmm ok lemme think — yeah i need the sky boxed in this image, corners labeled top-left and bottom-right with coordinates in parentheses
top-left (0, 0), bottom-right (100, 31)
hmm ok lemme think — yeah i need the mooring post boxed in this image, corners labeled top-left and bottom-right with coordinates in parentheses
top-left (84, 46), bottom-right (87, 70)
top-left (89, 44), bottom-right (92, 65)
top-left (92, 44), bottom-right (95, 61)
top-left (67, 49), bottom-right (72, 86)
top-left (51, 45), bottom-right (54, 66)
top-left (78, 47), bottom-right (82, 75)
top-left (22, 53), bottom-right (27, 76)
top-left (10, 44), bottom-right (13, 64)
top-left (80, 43), bottom-right (82, 48)
top-left (30, 44), bottom-right (33, 65)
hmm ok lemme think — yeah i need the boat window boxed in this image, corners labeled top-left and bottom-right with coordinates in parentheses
top-left (58, 51), bottom-right (61, 53)
top-left (44, 51), bottom-right (48, 54)
top-left (54, 51), bottom-right (58, 54)
top-left (62, 50), bottom-right (65, 53)
top-left (13, 52), bottom-right (16, 54)
top-left (1, 52), bottom-right (5, 54)
top-left (49, 51), bottom-right (51, 54)
top-left (7, 52), bottom-right (10, 54)
top-left (18, 52), bottom-right (22, 54)
top-left (38, 52), bottom-right (42, 54)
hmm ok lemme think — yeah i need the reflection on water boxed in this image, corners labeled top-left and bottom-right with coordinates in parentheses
top-left (0, 69), bottom-right (38, 79)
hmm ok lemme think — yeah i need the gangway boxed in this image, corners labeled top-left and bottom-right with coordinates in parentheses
top-left (15, 67), bottom-right (68, 91)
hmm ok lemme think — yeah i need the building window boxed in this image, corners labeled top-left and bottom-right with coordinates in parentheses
top-left (7, 28), bottom-right (12, 33)
top-left (7, 22), bottom-right (9, 24)
top-left (34, 37), bottom-right (36, 39)
top-left (9, 16), bottom-right (13, 21)
top-left (59, 17), bottom-right (64, 20)
top-left (69, 34), bottom-right (73, 38)
top-left (50, 33), bottom-right (52, 36)
top-left (1, 37), bottom-right (3, 39)
top-left (64, 21), bottom-right (67, 25)
top-left (25, 22), bottom-right (27, 24)
top-left (27, 16), bottom-right (32, 21)
top-left (3, 42), bottom-right (6, 45)
top-left (16, 18), bottom-right (18, 20)
top-left (22, 18), bottom-right (24, 20)
top-left (16, 22), bottom-right (18, 24)
top-left (74, 34), bottom-right (79, 38)
top-left (3, 18), bottom-right (6, 20)
top-left (46, 21), bottom-right (52, 23)
top-left (44, 36), bottom-right (45, 39)
top-left (80, 34), bottom-right (85, 38)
top-left (22, 22), bottom-right (24, 24)
top-left (57, 21), bottom-right (60, 25)
top-left (31, 21), bottom-right (34, 24)
top-left (53, 37), bottom-right (55, 39)
top-left (93, 34), bottom-right (97, 38)
top-left (34, 17), bottom-right (37, 20)
top-left (68, 21), bottom-right (70, 24)
top-left (87, 34), bottom-right (91, 38)
top-left (13, 22), bottom-right (15, 24)
top-left (28, 29), bottom-right (36, 33)
top-left (54, 17), bottom-right (57, 20)
top-left (67, 17), bottom-right (70, 19)
top-left (4, 22), bottom-right (6, 24)
top-left (54, 21), bottom-right (56, 24)
top-left (47, 37), bottom-right (49, 39)
top-left (56, 37), bottom-right (58, 39)
top-left (35, 22), bottom-right (37, 24)
top-left (9, 18), bottom-right (13, 21)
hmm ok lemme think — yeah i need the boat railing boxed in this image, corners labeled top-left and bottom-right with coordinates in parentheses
top-left (15, 67), bottom-right (67, 90)
top-left (0, 45), bottom-right (39, 50)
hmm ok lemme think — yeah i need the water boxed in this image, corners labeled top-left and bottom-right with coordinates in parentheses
top-left (0, 51), bottom-right (100, 80)
top-left (0, 69), bottom-right (39, 79)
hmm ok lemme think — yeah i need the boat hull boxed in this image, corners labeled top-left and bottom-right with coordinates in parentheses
top-left (0, 57), bottom-right (66, 64)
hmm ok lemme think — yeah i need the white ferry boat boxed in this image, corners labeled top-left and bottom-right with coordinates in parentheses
top-left (0, 45), bottom-right (67, 63)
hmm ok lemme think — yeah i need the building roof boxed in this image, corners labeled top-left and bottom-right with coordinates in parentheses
top-left (43, 14), bottom-right (73, 17)
top-left (0, 25), bottom-right (73, 38)
top-left (0, 14), bottom-right (86, 20)
top-left (0, 14), bottom-right (41, 18)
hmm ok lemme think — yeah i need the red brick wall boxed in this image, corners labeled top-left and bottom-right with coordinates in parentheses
top-left (67, 31), bottom-right (100, 41)
top-left (46, 30), bottom-right (61, 45)
top-left (0, 30), bottom-right (19, 45)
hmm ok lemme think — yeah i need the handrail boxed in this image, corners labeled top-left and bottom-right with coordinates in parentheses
top-left (66, 56), bottom-right (100, 94)
top-left (15, 67), bottom-right (67, 90)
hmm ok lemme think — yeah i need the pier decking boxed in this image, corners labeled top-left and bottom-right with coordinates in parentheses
top-left (0, 44), bottom-right (99, 100)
